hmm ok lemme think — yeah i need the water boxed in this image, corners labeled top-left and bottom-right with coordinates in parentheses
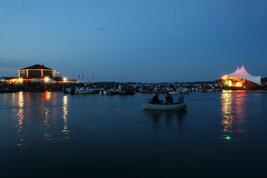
top-left (0, 91), bottom-right (267, 178)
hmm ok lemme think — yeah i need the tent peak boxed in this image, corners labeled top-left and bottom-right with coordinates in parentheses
top-left (226, 65), bottom-right (261, 85)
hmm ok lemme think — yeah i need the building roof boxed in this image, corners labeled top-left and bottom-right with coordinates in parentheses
top-left (225, 66), bottom-right (261, 85)
top-left (21, 64), bottom-right (53, 70)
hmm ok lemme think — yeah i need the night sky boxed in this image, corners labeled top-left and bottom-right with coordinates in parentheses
top-left (0, 0), bottom-right (266, 82)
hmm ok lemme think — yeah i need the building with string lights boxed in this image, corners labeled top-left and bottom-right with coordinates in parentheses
top-left (1, 64), bottom-right (73, 84)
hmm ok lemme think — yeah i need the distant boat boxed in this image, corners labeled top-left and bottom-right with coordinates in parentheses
top-left (76, 88), bottom-right (101, 95)
top-left (143, 103), bottom-right (187, 111)
top-left (101, 89), bottom-right (134, 96)
top-left (67, 87), bottom-right (101, 95)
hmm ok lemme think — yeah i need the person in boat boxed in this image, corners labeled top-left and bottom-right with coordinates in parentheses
top-left (165, 92), bottom-right (173, 105)
top-left (177, 94), bottom-right (184, 104)
top-left (149, 93), bottom-right (160, 104)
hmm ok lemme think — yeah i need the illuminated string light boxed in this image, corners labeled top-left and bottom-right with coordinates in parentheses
top-left (18, 78), bottom-right (23, 83)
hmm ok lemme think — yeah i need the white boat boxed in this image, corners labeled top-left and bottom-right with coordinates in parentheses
top-left (143, 103), bottom-right (187, 111)
top-left (71, 87), bottom-right (100, 95)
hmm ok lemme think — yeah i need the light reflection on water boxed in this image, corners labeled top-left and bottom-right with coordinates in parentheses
top-left (43, 91), bottom-right (52, 101)
top-left (11, 92), bottom-right (70, 145)
top-left (43, 106), bottom-right (52, 141)
top-left (221, 90), bottom-right (246, 141)
top-left (16, 92), bottom-right (24, 146)
top-left (9, 91), bottom-right (255, 145)
top-left (17, 92), bottom-right (24, 133)
top-left (42, 92), bottom-right (53, 142)
top-left (62, 95), bottom-right (69, 140)
top-left (1, 92), bottom-right (267, 177)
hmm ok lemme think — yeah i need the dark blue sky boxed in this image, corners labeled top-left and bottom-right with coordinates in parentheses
top-left (0, 0), bottom-right (266, 82)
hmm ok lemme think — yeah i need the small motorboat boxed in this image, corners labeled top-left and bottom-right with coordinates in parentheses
top-left (143, 103), bottom-right (187, 111)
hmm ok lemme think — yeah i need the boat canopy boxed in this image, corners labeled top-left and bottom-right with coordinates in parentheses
top-left (223, 66), bottom-right (261, 85)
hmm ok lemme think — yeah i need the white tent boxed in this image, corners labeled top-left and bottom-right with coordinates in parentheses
top-left (225, 66), bottom-right (261, 85)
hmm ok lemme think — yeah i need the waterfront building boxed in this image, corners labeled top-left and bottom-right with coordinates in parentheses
top-left (221, 66), bottom-right (261, 89)
top-left (18, 64), bottom-right (56, 78)
top-left (1, 64), bottom-right (74, 84)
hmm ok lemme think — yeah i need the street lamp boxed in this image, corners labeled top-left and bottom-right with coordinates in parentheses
top-left (63, 77), bottom-right (68, 82)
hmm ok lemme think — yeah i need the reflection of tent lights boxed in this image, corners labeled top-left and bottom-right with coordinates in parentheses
top-left (221, 91), bottom-right (233, 141)
top-left (224, 135), bottom-right (232, 141)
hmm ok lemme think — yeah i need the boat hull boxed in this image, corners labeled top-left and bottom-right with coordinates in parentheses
top-left (143, 103), bottom-right (187, 111)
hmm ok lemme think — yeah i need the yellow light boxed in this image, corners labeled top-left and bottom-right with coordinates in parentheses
top-left (222, 75), bottom-right (228, 80)
top-left (235, 82), bottom-right (243, 87)
top-left (44, 77), bottom-right (50, 83)
top-left (63, 77), bottom-right (68, 82)
top-left (18, 78), bottom-right (23, 83)
top-left (227, 80), bottom-right (233, 87)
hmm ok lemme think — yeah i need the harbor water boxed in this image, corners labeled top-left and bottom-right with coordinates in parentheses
top-left (0, 92), bottom-right (267, 178)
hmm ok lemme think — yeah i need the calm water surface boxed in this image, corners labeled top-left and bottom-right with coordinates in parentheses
top-left (0, 91), bottom-right (267, 178)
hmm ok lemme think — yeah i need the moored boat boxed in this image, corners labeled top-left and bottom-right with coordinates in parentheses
top-left (68, 87), bottom-right (101, 95)
top-left (101, 89), bottom-right (135, 96)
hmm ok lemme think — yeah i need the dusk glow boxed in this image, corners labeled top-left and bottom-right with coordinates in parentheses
top-left (0, 0), bottom-right (266, 82)
top-left (1, 1), bottom-right (267, 178)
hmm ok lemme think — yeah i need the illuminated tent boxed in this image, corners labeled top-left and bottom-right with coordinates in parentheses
top-left (222, 66), bottom-right (261, 86)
